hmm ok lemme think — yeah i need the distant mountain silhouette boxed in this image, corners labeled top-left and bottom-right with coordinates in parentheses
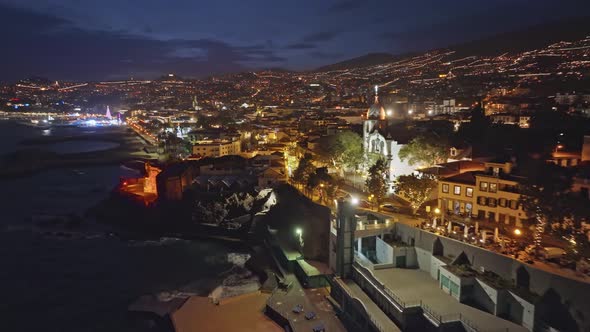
top-left (315, 16), bottom-right (590, 71)
top-left (260, 67), bottom-right (292, 73)
top-left (448, 16), bottom-right (590, 58)
top-left (315, 53), bottom-right (402, 72)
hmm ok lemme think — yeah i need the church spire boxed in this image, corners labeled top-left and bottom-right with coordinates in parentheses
top-left (374, 85), bottom-right (379, 104)
top-left (366, 84), bottom-right (385, 120)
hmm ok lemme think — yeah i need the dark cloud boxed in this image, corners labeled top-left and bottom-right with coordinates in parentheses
top-left (0, 4), bottom-right (284, 81)
top-left (285, 42), bottom-right (317, 50)
top-left (3, 0), bottom-right (590, 80)
top-left (308, 51), bottom-right (344, 59)
top-left (302, 31), bottom-right (339, 43)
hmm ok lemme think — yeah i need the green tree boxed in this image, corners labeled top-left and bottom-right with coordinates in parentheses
top-left (399, 134), bottom-right (449, 168)
top-left (292, 153), bottom-right (316, 194)
top-left (365, 158), bottom-right (388, 209)
top-left (561, 192), bottom-right (590, 259)
top-left (455, 105), bottom-right (491, 143)
top-left (394, 174), bottom-right (437, 214)
top-left (519, 160), bottom-right (573, 249)
top-left (315, 131), bottom-right (364, 173)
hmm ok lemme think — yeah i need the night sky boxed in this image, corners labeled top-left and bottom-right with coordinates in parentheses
top-left (1, 0), bottom-right (589, 81)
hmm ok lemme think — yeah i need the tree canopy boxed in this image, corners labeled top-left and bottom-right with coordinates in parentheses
top-left (394, 174), bottom-right (437, 214)
top-left (365, 158), bottom-right (388, 207)
top-left (518, 160), bottom-right (574, 247)
top-left (292, 153), bottom-right (316, 192)
top-left (519, 160), bottom-right (574, 225)
top-left (398, 134), bottom-right (449, 168)
top-left (315, 131), bottom-right (364, 172)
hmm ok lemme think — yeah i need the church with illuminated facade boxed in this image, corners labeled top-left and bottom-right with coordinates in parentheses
top-left (363, 86), bottom-right (416, 192)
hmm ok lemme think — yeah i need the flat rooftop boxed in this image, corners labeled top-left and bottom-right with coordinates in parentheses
top-left (371, 268), bottom-right (528, 332)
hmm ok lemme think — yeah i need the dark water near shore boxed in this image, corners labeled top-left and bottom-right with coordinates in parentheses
top-left (0, 122), bottom-right (243, 331)
top-left (43, 140), bottom-right (120, 153)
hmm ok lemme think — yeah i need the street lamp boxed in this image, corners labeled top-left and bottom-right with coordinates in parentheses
top-left (295, 227), bottom-right (303, 248)
top-left (433, 208), bottom-right (441, 228)
top-left (514, 229), bottom-right (522, 236)
top-left (369, 194), bottom-right (375, 209)
top-left (351, 196), bottom-right (359, 205)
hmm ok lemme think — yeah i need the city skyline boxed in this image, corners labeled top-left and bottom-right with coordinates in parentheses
top-left (2, 1), bottom-right (590, 330)
top-left (2, 0), bottom-right (590, 81)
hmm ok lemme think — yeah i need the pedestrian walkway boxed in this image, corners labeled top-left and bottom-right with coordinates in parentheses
top-left (337, 278), bottom-right (401, 332)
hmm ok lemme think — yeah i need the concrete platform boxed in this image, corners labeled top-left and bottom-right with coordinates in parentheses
top-left (266, 282), bottom-right (346, 332)
top-left (172, 292), bottom-right (282, 332)
top-left (372, 268), bottom-right (528, 332)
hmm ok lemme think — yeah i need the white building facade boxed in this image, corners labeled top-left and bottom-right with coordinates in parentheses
top-left (363, 86), bottom-right (416, 193)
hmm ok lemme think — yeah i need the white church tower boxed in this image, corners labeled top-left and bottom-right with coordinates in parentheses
top-left (362, 85), bottom-right (402, 193)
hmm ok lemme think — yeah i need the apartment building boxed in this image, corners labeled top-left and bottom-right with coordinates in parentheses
top-left (192, 138), bottom-right (241, 158)
top-left (438, 161), bottom-right (528, 226)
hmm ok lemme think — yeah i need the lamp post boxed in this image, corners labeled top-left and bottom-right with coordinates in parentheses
top-left (432, 207), bottom-right (440, 228)
top-left (295, 227), bottom-right (304, 248)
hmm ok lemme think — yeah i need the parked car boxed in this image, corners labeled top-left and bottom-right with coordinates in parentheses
top-left (576, 258), bottom-right (590, 275)
top-left (559, 257), bottom-right (576, 269)
top-left (359, 200), bottom-right (371, 209)
top-left (380, 204), bottom-right (399, 213)
top-left (540, 247), bottom-right (566, 261)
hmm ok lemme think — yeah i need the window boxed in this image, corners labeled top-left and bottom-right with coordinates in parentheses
top-left (480, 181), bottom-right (488, 192)
top-left (441, 275), bottom-right (450, 288)
top-left (454, 185), bottom-right (461, 195)
top-left (510, 200), bottom-right (518, 210)
top-left (492, 167), bottom-right (500, 177)
top-left (442, 184), bottom-right (449, 193)
top-left (499, 198), bottom-right (507, 207)
top-left (478, 196), bottom-right (487, 205)
top-left (488, 198), bottom-right (497, 207)
top-left (489, 183), bottom-right (497, 193)
top-left (466, 187), bottom-right (473, 197)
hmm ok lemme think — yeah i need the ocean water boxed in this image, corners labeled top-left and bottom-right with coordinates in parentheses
top-left (0, 122), bottom-right (247, 331)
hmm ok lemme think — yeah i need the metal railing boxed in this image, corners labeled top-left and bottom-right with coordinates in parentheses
top-left (333, 277), bottom-right (389, 332)
top-left (352, 259), bottom-right (523, 332)
top-left (353, 260), bottom-right (420, 310)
